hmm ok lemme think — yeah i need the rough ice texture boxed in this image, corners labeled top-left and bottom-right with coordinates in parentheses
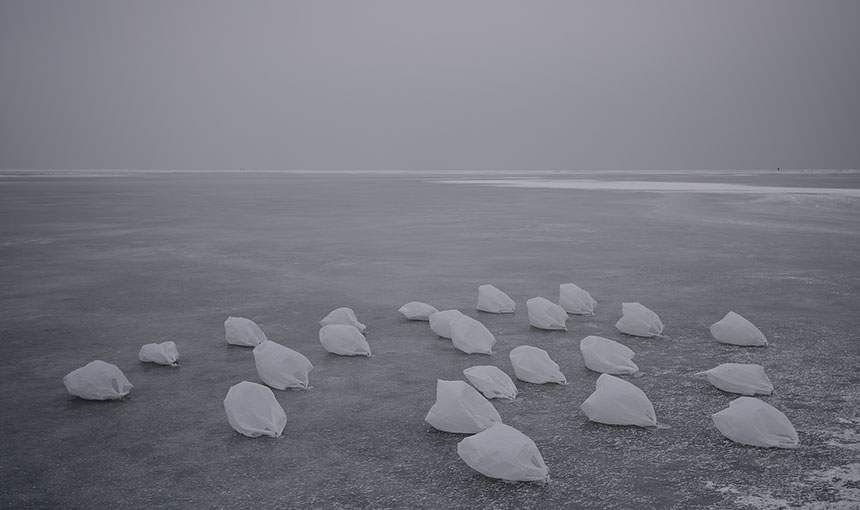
top-left (580, 336), bottom-right (638, 375)
top-left (457, 423), bottom-right (549, 483)
top-left (223, 381), bottom-right (287, 438)
top-left (224, 316), bottom-right (268, 346)
top-left (476, 284), bottom-right (516, 314)
top-left (319, 307), bottom-right (367, 333)
top-left (581, 374), bottom-right (657, 427)
top-left (615, 302), bottom-right (664, 337)
top-left (253, 340), bottom-right (313, 390)
top-left (710, 311), bottom-right (768, 346)
top-left (695, 363), bottom-right (773, 396)
top-left (526, 297), bottom-right (568, 330)
top-left (63, 360), bottom-right (132, 400)
top-left (463, 365), bottom-right (517, 400)
top-left (509, 346), bottom-right (567, 385)
top-left (559, 283), bottom-right (596, 315)
top-left (424, 380), bottom-right (502, 434)
top-left (450, 315), bottom-right (496, 355)
top-left (712, 397), bottom-right (799, 449)
top-left (428, 309), bottom-right (466, 339)
top-left (318, 324), bottom-right (371, 356)
top-left (138, 341), bottom-right (179, 366)
top-left (398, 301), bottom-right (439, 321)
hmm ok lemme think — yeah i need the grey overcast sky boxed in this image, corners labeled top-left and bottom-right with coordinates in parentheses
top-left (1, 1), bottom-right (858, 171)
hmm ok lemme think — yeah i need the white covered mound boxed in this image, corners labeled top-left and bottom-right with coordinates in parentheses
top-left (580, 336), bottom-right (638, 375)
top-left (580, 374), bottom-right (657, 427)
top-left (458, 423), bottom-right (549, 483)
top-left (138, 341), bottom-right (180, 366)
top-left (712, 397), bottom-right (798, 448)
top-left (63, 360), bottom-right (132, 400)
top-left (476, 284), bottom-right (516, 314)
top-left (463, 365), bottom-right (517, 400)
top-left (429, 309), bottom-right (466, 339)
top-left (450, 316), bottom-right (496, 355)
top-left (696, 363), bottom-right (773, 396)
top-left (319, 307), bottom-right (367, 333)
top-left (224, 316), bottom-right (268, 346)
top-left (319, 325), bottom-right (371, 356)
top-left (526, 297), bottom-right (568, 330)
top-left (615, 302), bottom-right (663, 337)
top-left (710, 311), bottom-right (768, 346)
top-left (398, 301), bottom-right (439, 321)
top-left (425, 380), bottom-right (502, 434)
top-left (559, 283), bottom-right (596, 315)
top-left (253, 340), bottom-right (314, 390)
top-left (223, 381), bottom-right (287, 438)
top-left (509, 346), bottom-right (567, 385)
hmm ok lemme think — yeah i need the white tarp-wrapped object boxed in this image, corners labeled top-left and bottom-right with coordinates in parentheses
top-left (425, 380), bottom-right (502, 434)
top-left (138, 341), bottom-right (180, 366)
top-left (696, 363), bottom-right (773, 396)
top-left (457, 423), bottom-right (549, 483)
top-left (319, 307), bottom-right (367, 333)
top-left (476, 284), bottom-right (516, 314)
top-left (579, 336), bottom-right (638, 375)
top-left (710, 311), bottom-right (768, 346)
top-left (712, 397), bottom-right (799, 448)
top-left (450, 316), bottom-right (496, 355)
top-left (63, 360), bottom-right (132, 400)
top-left (398, 301), bottom-right (439, 321)
top-left (526, 297), bottom-right (568, 330)
top-left (224, 316), bottom-right (268, 346)
top-left (223, 381), bottom-right (287, 438)
top-left (559, 283), bottom-right (596, 315)
top-left (253, 340), bottom-right (314, 390)
top-left (580, 374), bottom-right (657, 427)
top-left (615, 302), bottom-right (663, 337)
top-left (429, 309), bottom-right (466, 339)
top-left (319, 325), bottom-right (371, 356)
top-left (463, 365), bottom-right (518, 400)
top-left (509, 346), bottom-right (567, 385)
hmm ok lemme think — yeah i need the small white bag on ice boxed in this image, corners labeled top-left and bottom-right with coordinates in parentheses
top-left (138, 341), bottom-right (180, 366)
top-left (319, 307), bottom-right (367, 333)
top-left (696, 363), bottom-right (773, 396)
top-left (526, 297), bottom-right (568, 330)
top-left (253, 340), bottom-right (314, 390)
top-left (450, 316), bottom-right (496, 355)
top-left (615, 302), bottom-right (663, 337)
top-left (559, 283), bottom-right (596, 315)
top-left (224, 316), bottom-right (268, 346)
top-left (398, 301), bottom-right (439, 321)
top-left (63, 360), bottom-right (132, 400)
top-left (710, 311), bottom-right (768, 346)
top-left (457, 423), bottom-right (549, 483)
top-left (476, 284), bottom-right (516, 314)
top-left (463, 365), bottom-right (517, 400)
top-left (223, 381), bottom-right (287, 438)
top-left (429, 309), bottom-right (466, 339)
top-left (509, 346), bottom-right (567, 385)
top-left (580, 374), bottom-right (657, 427)
top-left (319, 324), bottom-right (371, 356)
top-left (712, 397), bottom-right (798, 448)
top-left (425, 379), bottom-right (502, 434)
top-left (579, 336), bottom-right (638, 375)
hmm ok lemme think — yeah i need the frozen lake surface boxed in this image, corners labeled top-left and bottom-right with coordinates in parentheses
top-left (1, 171), bottom-right (859, 509)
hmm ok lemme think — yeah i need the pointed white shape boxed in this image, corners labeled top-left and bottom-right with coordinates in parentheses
top-left (559, 283), bottom-right (596, 315)
top-left (458, 423), bottom-right (549, 483)
top-left (138, 341), bottom-right (180, 366)
top-left (695, 363), bottom-right (773, 396)
top-left (526, 297), bottom-right (568, 330)
top-left (712, 397), bottom-right (799, 448)
top-left (580, 374), bottom-right (657, 427)
top-left (463, 365), bottom-right (517, 400)
top-left (318, 324), bottom-right (371, 356)
top-left (476, 284), bottom-right (516, 314)
top-left (223, 381), bottom-right (287, 438)
top-left (398, 301), bottom-right (439, 321)
top-left (63, 360), bottom-right (132, 400)
top-left (429, 309), bottom-right (466, 339)
top-left (615, 302), bottom-right (663, 337)
top-left (253, 340), bottom-right (314, 390)
top-left (710, 311), bottom-right (768, 346)
top-left (224, 316), bottom-right (268, 346)
top-left (424, 380), bottom-right (502, 434)
top-left (319, 307), bottom-right (366, 333)
top-left (579, 336), bottom-right (638, 375)
top-left (450, 316), bottom-right (496, 355)
top-left (509, 346), bottom-right (567, 384)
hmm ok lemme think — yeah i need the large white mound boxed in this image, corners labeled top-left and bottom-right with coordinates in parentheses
top-left (318, 324), bottom-right (371, 356)
top-left (615, 302), bottom-right (663, 337)
top-left (138, 341), bottom-right (179, 366)
top-left (253, 340), bottom-right (314, 390)
top-left (712, 397), bottom-right (798, 448)
top-left (476, 284), bottom-right (516, 314)
top-left (559, 283), bottom-right (596, 315)
top-left (579, 336), bottom-right (638, 375)
top-left (424, 380), bottom-right (502, 434)
top-left (710, 311), bottom-right (768, 346)
top-left (458, 423), bottom-right (549, 483)
top-left (319, 307), bottom-right (367, 333)
top-left (63, 360), bottom-right (132, 400)
top-left (224, 316), bottom-right (268, 346)
top-left (223, 381), bottom-right (287, 438)
top-left (398, 301), bottom-right (439, 321)
top-left (509, 346), bottom-right (567, 384)
top-left (580, 374), bottom-right (657, 427)
top-left (526, 297), bottom-right (568, 330)
top-left (696, 363), bottom-right (773, 396)
top-left (429, 309), bottom-right (466, 339)
top-left (463, 365), bottom-right (517, 400)
top-left (450, 316), bottom-right (496, 355)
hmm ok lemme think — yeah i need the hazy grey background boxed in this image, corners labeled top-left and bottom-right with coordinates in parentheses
top-left (1, 1), bottom-right (859, 171)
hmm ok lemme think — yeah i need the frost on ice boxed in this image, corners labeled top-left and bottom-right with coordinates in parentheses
top-left (695, 363), bottom-right (773, 396)
top-left (526, 297), bottom-right (569, 330)
top-left (580, 374), bottom-right (657, 427)
top-left (223, 381), bottom-right (287, 438)
top-left (318, 324), bottom-right (371, 356)
top-left (476, 284), bottom-right (516, 314)
top-left (712, 397), bottom-right (798, 448)
top-left (319, 307), bottom-right (367, 333)
top-left (457, 423), bottom-right (549, 483)
top-left (253, 340), bottom-right (314, 390)
top-left (509, 345), bottom-right (567, 385)
top-left (710, 311), bottom-right (768, 346)
top-left (424, 379), bottom-right (502, 434)
top-left (429, 309), bottom-right (466, 339)
top-left (138, 341), bottom-right (179, 366)
top-left (450, 316), bottom-right (496, 355)
top-left (559, 283), bottom-right (596, 315)
top-left (63, 360), bottom-right (132, 400)
top-left (398, 301), bottom-right (439, 321)
top-left (463, 365), bottom-right (517, 400)
top-left (224, 316), bottom-right (268, 347)
top-left (579, 336), bottom-right (638, 375)
top-left (615, 302), bottom-right (663, 337)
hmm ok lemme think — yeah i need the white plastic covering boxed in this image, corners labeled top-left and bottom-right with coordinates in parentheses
top-left (425, 380), bottom-right (502, 434)
top-left (138, 341), bottom-right (180, 366)
top-left (476, 284), bottom-right (516, 314)
top-left (398, 301), bottom-right (439, 321)
top-left (224, 316), bottom-right (268, 346)
top-left (450, 316), bottom-right (496, 355)
top-left (695, 363), bottom-right (773, 396)
top-left (526, 297), bottom-right (568, 330)
top-left (429, 309), bottom-right (466, 339)
top-left (318, 324), bottom-right (371, 356)
top-left (712, 397), bottom-right (799, 448)
top-left (463, 365), bottom-right (518, 400)
top-left (580, 374), bottom-right (657, 427)
top-left (710, 311), bottom-right (768, 346)
top-left (223, 381), bottom-right (287, 438)
top-left (579, 336), bottom-right (638, 375)
top-left (559, 283), bottom-right (596, 315)
top-left (615, 302), bottom-right (663, 337)
top-left (253, 340), bottom-right (314, 390)
top-left (63, 360), bottom-right (132, 400)
top-left (509, 346), bottom-right (567, 385)
top-left (319, 307), bottom-right (367, 333)
top-left (457, 423), bottom-right (549, 483)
